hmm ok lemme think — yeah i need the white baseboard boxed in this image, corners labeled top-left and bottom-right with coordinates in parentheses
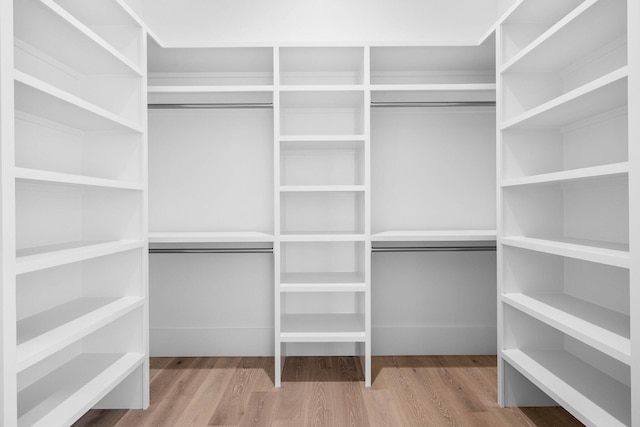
top-left (150, 325), bottom-right (497, 357)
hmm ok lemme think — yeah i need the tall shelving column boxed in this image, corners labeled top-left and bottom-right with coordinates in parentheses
top-left (275, 46), bottom-right (370, 386)
top-left (1, 0), bottom-right (149, 425)
top-left (498, 0), bottom-right (635, 425)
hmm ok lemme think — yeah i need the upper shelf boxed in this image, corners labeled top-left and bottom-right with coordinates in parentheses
top-left (14, 72), bottom-right (143, 133)
top-left (147, 85), bottom-right (273, 106)
top-left (501, 163), bottom-right (629, 187)
top-left (14, 0), bottom-right (141, 76)
top-left (372, 230), bottom-right (497, 242)
top-left (371, 83), bottom-right (496, 104)
top-left (148, 231), bottom-right (274, 243)
top-left (502, 0), bottom-right (627, 73)
top-left (15, 167), bottom-right (143, 191)
top-left (370, 44), bottom-right (495, 85)
top-left (501, 67), bottom-right (627, 130)
top-left (148, 43), bottom-right (273, 86)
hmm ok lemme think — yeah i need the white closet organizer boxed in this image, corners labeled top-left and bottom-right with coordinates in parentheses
top-left (498, 0), bottom-right (638, 426)
top-left (1, 0), bottom-right (148, 426)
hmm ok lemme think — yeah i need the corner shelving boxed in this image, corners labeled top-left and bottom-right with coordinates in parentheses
top-left (1, 0), bottom-right (149, 424)
top-left (497, 1), bottom-right (636, 425)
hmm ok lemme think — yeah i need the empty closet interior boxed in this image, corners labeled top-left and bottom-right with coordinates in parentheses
top-left (0, 0), bottom-right (638, 426)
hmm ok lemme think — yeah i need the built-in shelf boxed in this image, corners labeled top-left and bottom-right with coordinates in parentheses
top-left (14, 72), bottom-right (143, 133)
top-left (372, 230), bottom-right (497, 242)
top-left (17, 297), bottom-right (144, 372)
top-left (15, 0), bottom-right (142, 77)
top-left (279, 135), bottom-right (365, 142)
top-left (280, 272), bottom-right (366, 292)
top-left (280, 313), bottom-right (366, 342)
top-left (280, 233), bottom-right (366, 242)
top-left (147, 85), bottom-right (274, 105)
top-left (501, 236), bottom-right (629, 269)
top-left (148, 231), bottom-right (274, 243)
top-left (14, 168), bottom-right (143, 191)
top-left (502, 349), bottom-right (630, 427)
top-left (16, 240), bottom-right (145, 275)
top-left (502, 0), bottom-right (626, 73)
top-left (501, 67), bottom-right (628, 130)
top-left (148, 85), bottom-right (274, 93)
top-left (280, 185), bottom-right (365, 193)
top-left (370, 83), bottom-right (496, 104)
top-left (502, 293), bottom-right (630, 364)
top-left (280, 85), bottom-right (364, 92)
top-left (18, 353), bottom-right (144, 427)
top-left (501, 163), bottom-right (629, 187)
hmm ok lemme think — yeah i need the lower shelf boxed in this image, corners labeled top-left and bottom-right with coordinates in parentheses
top-left (502, 349), bottom-right (630, 427)
top-left (18, 352), bottom-right (144, 427)
top-left (280, 272), bottom-right (366, 292)
top-left (280, 313), bottom-right (366, 342)
top-left (17, 297), bottom-right (144, 372)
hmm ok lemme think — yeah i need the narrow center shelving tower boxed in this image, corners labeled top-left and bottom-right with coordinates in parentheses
top-left (273, 46), bottom-right (371, 386)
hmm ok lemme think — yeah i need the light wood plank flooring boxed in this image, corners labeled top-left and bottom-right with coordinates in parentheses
top-left (74, 356), bottom-right (583, 426)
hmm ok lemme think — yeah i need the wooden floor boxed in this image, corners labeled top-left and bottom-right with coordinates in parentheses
top-left (74, 356), bottom-right (583, 427)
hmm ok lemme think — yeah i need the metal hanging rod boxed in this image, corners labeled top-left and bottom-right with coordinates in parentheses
top-left (148, 103), bottom-right (274, 110)
top-left (371, 101), bottom-right (496, 108)
top-left (149, 248), bottom-right (273, 254)
top-left (372, 246), bottom-right (496, 253)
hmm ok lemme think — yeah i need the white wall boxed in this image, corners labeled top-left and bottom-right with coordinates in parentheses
top-left (124, 0), bottom-right (509, 45)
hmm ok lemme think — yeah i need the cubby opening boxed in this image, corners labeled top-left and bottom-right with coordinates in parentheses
top-left (280, 191), bottom-right (365, 235)
top-left (279, 47), bottom-right (364, 85)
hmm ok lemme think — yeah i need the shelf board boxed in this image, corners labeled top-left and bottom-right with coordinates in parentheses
top-left (502, 349), bottom-right (630, 427)
top-left (372, 230), bottom-right (497, 242)
top-left (279, 135), bottom-right (365, 142)
top-left (279, 85), bottom-right (364, 92)
top-left (502, 293), bottom-right (630, 364)
top-left (17, 297), bottom-right (143, 372)
top-left (501, 67), bottom-right (628, 130)
top-left (370, 83), bottom-right (496, 104)
top-left (371, 83), bottom-right (496, 92)
top-left (501, 162), bottom-right (629, 187)
top-left (280, 272), bottom-right (366, 292)
top-left (15, 167), bottom-right (143, 191)
top-left (15, 0), bottom-right (142, 76)
top-left (18, 352), bottom-right (144, 427)
top-left (501, 236), bottom-right (629, 269)
top-left (280, 185), bottom-right (365, 193)
top-left (14, 71), bottom-right (143, 133)
top-left (502, 0), bottom-right (626, 73)
top-left (148, 85), bottom-right (274, 93)
top-left (16, 240), bottom-right (145, 275)
top-left (148, 231), bottom-right (274, 243)
top-left (280, 233), bottom-right (366, 242)
top-left (280, 313), bottom-right (366, 342)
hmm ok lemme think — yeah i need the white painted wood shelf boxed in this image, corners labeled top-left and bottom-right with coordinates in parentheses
top-left (501, 67), bottom-right (628, 130)
top-left (15, 0), bottom-right (141, 76)
top-left (280, 85), bottom-right (365, 92)
top-left (148, 231), bottom-right (274, 243)
top-left (280, 272), bottom-right (366, 293)
top-left (502, 293), bottom-right (630, 364)
top-left (501, 236), bottom-right (630, 269)
top-left (14, 167), bottom-right (143, 191)
top-left (280, 313), bottom-right (366, 342)
top-left (14, 72), bottom-right (143, 133)
top-left (16, 240), bottom-right (145, 275)
top-left (502, 349), bottom-right (630, 427)
top-left (279, 134), bottom-right (365, 142)
top-left (17, 353), bottom-right (144, 427)
top-left (279, 185), bottom-right (365, 192)
top-left (17, 297), bottom-right (144, 372)
top-left (502, 0), bottom-right (626, 73)
top-left (501, 162), bottom-right (629, 187)
top-left (372, 230), bottom-right (497, 242)
top-left (279, 233), bottom-right (367, 242)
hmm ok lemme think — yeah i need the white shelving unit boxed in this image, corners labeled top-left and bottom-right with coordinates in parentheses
top-left (498, 0), bottom-right (638, 425)
top-left (0, 0), bottom-right (148, 425)
top-left (274, 46), bottom-right (370, 387)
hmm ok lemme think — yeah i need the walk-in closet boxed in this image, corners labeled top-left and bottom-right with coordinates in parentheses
top-left (0, 0), bottom-right (638, 426)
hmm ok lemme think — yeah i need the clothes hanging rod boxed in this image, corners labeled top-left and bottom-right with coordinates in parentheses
top-left (371, 101), bottom-right (496, 108)
top-left (149, 248), bottom-right (273, 254)
top-left (148, 103), bottom-right (274, 110)
top-left (372, 246), bottom-right (496, 253)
